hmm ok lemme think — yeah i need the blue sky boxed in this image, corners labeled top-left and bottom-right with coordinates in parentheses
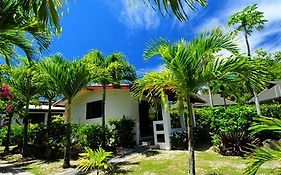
top-left (49, 0), bottom-right (281, 76)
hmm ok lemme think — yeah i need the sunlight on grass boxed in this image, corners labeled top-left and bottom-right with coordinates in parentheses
top-left (112, 150), bottom-right (281, 175)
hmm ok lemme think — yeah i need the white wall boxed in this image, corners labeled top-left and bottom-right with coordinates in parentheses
top-left (71, 89), bottom-right (139, 125)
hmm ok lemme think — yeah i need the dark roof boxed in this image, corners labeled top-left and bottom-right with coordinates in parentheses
top-left (195, 94), bottom-right (236, 107)
top-left (249, 82), bottom-right (281, 103)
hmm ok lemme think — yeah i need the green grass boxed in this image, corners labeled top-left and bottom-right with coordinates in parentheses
top-left (1, 147), bottom-right (280, 175)
top-left (112, 150), bottom-right (281, 175)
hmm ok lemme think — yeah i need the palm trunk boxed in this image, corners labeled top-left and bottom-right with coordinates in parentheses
top-left (244, 26), bottom-right (261, 115)
top-left (4, 113), bottom-right (12, 153)
top-left (47, 98), bottom-right (52, 131)
top-left (63, 102), bottom-right (72, 168)
top-left (187, 96), bottom-right (195, 175)
top-left (207, 83), bottom-right (214, 107)
top-left (253, 90), bottom-right (261, 115)
top-left (244, 26), bottom-right (251, 57)
top-left (223, 97), bottom-right (227, 106)
top-left (22, 103), bottom-right (29, 157)
top-left (102, 86), bottom-right (106, 126)
top-left (45, 98), bottom-right (53, 159)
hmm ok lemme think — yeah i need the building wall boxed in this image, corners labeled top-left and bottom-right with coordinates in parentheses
top-left (71, 89), bottom-right (139, 125)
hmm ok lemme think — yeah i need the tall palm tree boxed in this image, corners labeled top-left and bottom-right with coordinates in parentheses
top-left (40, 56), bottom-right (92, 168)
top-left (228, 4), bottom-right (268, 115)
top-left (8, 58), bottom-right (41, 157)
top-left (82, 50), bottom-right (136, 127)
top-left (132, 28), bottom-right (244, 175)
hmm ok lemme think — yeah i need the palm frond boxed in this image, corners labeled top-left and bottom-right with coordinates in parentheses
top-left (244, 142), bottom-right (281, 175)
top-left (142, 0), bottom-right (207, 21)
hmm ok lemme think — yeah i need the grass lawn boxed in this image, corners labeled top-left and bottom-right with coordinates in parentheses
top-left (1, 146), bottom-right (281, 175)
top-left (112, 149), bottom-right (281, 175)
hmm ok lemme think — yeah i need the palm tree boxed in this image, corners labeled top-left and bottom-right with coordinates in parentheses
top-left (244, 117), bottom-right (281, 175)
top-left (0, 0), bottom-right (51, 64)
top-left (8, 59), bottom-right (41, 157)
top-left (142, 0), bottom-right (207, 21)
top-left (82, 50), bottom-right (136, 127)
top-left (36, 59), bottom-right (59, 142)
top-left (228, 4), bottom-right (268, 115)
top-left (132, 28), bottom-right (245, 175)
top-left (40, 56), bottom-right (92, 168)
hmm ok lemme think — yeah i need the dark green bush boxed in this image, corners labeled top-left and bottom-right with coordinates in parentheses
top-left (194, 104), bottom-right (281, 156)
top-left (74, 124), bottom-right (113, 150)
top-left (109, 116), bottom-right (135, 148)
top-left (0, 125), bottom-right (23, 146)
top-left (171, 131), bottom-right (188, 150)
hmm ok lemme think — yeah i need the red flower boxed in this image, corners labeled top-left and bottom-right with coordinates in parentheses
top-left (5, 104), bottom-right (14, 114)
top-left (0, 84), bottom-right (13, 99)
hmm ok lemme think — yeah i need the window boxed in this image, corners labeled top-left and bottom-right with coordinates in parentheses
top-left (86, 100), bottom-right (102, 119)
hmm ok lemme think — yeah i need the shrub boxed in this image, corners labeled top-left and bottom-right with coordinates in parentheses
top-left (212, 131), bottom-right (254, 156)
top-left (171, 131), bottom-right (188, 150)
top-left (74, 124), bottom-right (113, 151)
top-left (0, 125), bottom-right (23, 146)
top-left (109, 116), bottom-right (135, 148)
top-left (194, 104), bottom-right (281, 156)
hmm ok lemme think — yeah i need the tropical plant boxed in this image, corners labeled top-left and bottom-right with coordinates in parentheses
top-left (36, 57), bottom-right (59, 138)
top-left (245, 117), bottom-right (281, 175)
top-left (228, 4), bottom-right (268, 115)
top-left (8, 59), bottom-right (41, 156)
top-left (141, 0), bottom-right (207, 21)
top-left (0, 0), bottom-right (51, 64)
top-left (109, 116), bottom-right (135, 148)
top-left (40, 56), bottom-right (92, 168)
top-left (82, 50), bottom-right (136, 127)
top-left (77, 147), bottom-right (112, 175)
top-left (132, 28), bottom-right (246, 175)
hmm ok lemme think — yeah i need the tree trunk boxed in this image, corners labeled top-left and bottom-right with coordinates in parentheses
top-left (223, 97), bottom-right (227, 106)
top-left (63, 102), bottom-right (71, 168)
top-left (187, 96), bottom-right (195, 175)
top-left (244, 25), bottom-right (261, 115)
top-left (253, 90), bottom-right (261, 115)
top-left (45, 98), bottom-right (53, 160)
top-left (22, 103), bottom-right (29, 157)
top-left (4, 113), bottom-right (12, 153)
top-left (244, 26), bottom-right (251, 57)
top-left (47, 98), bottom-right (52, 131)
top-left (207, 83), bottom-right (214, 107)
top-left (102, 86), bottom-right (106, 126)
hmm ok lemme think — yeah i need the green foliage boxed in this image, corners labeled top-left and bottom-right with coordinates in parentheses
top-left (0, 125), bottom-right (23, 146)
top-left (195, 104), bottom-right (281, 156)
top-left (109, 116), bottom-right (135, 148)
top-left (74, 124), bottom-right (113, 150)
top-left (212, 131), bottom-right (254, 156)
top-left (0, 0), bottom-right (51, 64)
top-left (77, 147), bottom-right (112, 174)
top-left (244, 142), bottom-right (281, 175)
top-left (228, 4), bottom-right (268, 35)
top-left (171, 131), bottom-right (188, 150)
top-left (245, 116), bottom-right (281, 175)
top-left (254, 49), bottom-right (281, 81)
top-left (141, 0), bottom-right (207, 21)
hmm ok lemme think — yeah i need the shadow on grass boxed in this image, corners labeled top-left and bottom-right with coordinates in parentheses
top-left (141, 149), bottom-right (160, 157)
top-left (195, 142), bottom-right (212, 151)
top-left (110, 161), bottom-right (139, 174)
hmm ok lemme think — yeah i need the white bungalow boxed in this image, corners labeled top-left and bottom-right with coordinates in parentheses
top-left (54, 84), bottom-right (204, 150)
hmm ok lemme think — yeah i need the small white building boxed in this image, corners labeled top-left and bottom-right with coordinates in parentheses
top-left (55, 84), bottom-right (204, 150)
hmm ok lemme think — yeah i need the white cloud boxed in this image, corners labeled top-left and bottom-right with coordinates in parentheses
top-left (114, 0), bottom-right (160, 30)
top-left (136, 64), bottom-right (164, 77)
top-left (194, 0), bottom-right (281, 53)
